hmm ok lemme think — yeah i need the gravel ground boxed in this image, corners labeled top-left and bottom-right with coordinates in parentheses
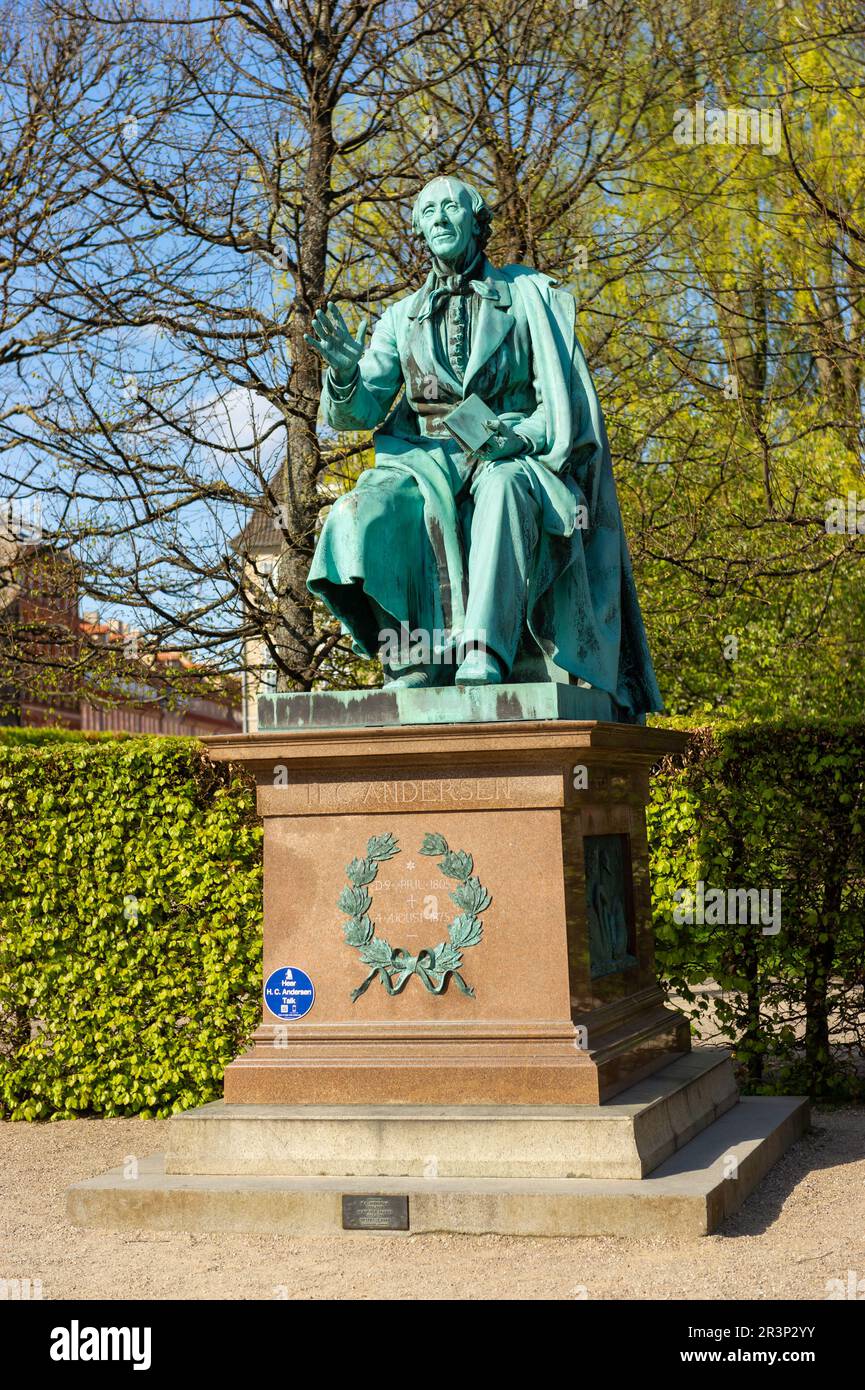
top-left (0, 1106), bottom-right (862, 1301)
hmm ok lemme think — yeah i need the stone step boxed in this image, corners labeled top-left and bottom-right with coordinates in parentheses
top-left (67, 1096), bottom-right (809, 1239)
top-left (166, 1048), bottom-right (738, 1182)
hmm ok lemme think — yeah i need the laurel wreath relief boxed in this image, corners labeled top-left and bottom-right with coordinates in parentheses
top-left (338, 831), bottom-right (492, 1001)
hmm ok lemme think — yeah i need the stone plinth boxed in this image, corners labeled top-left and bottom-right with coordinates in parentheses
top-left (67, 1086), bottom-right (810, 1239)
top-left (257, 680), bottom-right (614, 730)
top-left (203, 716), bottom-right (690, 1106)
top-left (166, 1048), bottom-right (737, 1181)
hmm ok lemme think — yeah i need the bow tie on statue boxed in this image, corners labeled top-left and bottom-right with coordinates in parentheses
top-left (418, 249), bottom-right (487, 322)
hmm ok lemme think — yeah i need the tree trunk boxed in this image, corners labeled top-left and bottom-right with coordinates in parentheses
top-left (279, 105), bottom-right (335, 690)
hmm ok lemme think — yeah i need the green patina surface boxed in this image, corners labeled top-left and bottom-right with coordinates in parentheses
top-left (304, 174), bottom-right (662, 722)
top-left (584, 832), bottom-right (638, 980)
top-left (338, 831), bottom-right (491, 1001)
top-left (258, 681), bottom-right (614, 732)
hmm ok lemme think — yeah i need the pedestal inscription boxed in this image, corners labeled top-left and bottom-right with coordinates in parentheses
top-left (342, 1194), bottom-right (410, 1231)
top-left (259, 768), bottom-right (557, 817)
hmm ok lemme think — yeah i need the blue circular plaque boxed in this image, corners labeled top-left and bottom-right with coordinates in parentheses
top-left (263, 966), bottom-right (315, 1021)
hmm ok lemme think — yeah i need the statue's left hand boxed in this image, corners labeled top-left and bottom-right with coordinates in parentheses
top-left (478, 417), bottom-right (524, 463)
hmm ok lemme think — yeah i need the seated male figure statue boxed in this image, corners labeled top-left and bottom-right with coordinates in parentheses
top-left (306, 174), bottom-right (661, 720)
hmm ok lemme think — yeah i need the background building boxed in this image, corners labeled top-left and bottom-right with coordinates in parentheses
top-left (231, 505), bottom-right (282, 733)
top-left (1, 539), bottom-right (242, 736)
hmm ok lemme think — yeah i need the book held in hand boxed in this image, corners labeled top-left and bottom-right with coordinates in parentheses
top-left (442, 394), bottom-right (505, 460)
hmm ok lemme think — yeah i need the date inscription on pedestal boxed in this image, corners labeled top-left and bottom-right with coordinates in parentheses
top-left (342, 1195), bottom-right (410, 1231)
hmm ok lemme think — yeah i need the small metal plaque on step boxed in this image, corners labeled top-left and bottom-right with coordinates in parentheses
top-left (342, 1195), bottom-right (409, 1231)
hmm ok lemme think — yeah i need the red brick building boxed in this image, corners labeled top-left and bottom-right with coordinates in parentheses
top-left (1, 540), bottom-right (242, 736)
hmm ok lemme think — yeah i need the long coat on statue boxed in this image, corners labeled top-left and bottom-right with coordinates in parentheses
top-left (307, 257), bottom-right (663, 720)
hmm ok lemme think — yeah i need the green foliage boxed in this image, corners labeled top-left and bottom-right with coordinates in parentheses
top-left (0, 736), bottom-right (262, 1120)
top-left (0, 727), bottom-right (130, 746)
top-left (650, 719), bottom-right (865, 1100)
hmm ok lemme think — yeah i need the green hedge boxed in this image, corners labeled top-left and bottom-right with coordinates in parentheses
top-left (649, 718), bottom-right (865, 1100)
top-left (0, 733), bottom-right (262, 1119)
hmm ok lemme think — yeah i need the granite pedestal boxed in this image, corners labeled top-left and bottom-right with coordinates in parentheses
top-left (208, 694), bottom-right (690, 1105)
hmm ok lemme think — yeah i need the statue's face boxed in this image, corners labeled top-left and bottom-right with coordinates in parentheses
top-left (415, 179), bottom-right (476, 263)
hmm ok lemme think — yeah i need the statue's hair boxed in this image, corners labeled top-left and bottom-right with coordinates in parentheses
top-left (411, 176), bottom-right (493, 250)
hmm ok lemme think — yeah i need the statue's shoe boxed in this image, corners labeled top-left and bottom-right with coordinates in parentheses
top-left (454, 650), bottom-right (505, 686)
top-left (383, 667), bottom-right (436, 689)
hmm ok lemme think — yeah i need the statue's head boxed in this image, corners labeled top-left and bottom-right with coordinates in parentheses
top-left (411, 176), bottom-right (493, 265)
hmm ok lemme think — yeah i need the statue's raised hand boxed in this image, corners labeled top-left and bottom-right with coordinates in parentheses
top-left (304, 302), bottom-right (368, 386)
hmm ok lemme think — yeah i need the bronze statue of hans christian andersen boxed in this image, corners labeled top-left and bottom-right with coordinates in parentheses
top-left (305, 174), bottom-right (661, 722)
